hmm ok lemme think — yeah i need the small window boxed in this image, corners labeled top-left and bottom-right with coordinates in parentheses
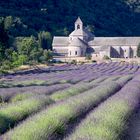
top-left (70, 51), bottom-right (71, 56)
top-left (77, 25), bottom-right (80, 29)
top-left (75, 51), bottom-right (78, 55)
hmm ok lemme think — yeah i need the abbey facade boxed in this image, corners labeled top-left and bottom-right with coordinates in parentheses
top-left (52, 17), bottom-right (140, 59)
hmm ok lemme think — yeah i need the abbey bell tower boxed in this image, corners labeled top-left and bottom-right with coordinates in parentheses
top-left (75, 17), bottom-right (83, 30)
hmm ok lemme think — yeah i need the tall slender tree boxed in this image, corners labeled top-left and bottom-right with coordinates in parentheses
top-left (38, 31), bottom-right (52, 50)
top-left (137, 43), bottom-right (140, 57)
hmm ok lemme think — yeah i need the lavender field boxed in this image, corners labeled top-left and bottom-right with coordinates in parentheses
top-left (0, 62), bottom-right (140, 140)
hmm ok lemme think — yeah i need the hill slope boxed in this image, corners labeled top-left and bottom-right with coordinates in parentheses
top-left (0, 0), bottom-right (140, 36)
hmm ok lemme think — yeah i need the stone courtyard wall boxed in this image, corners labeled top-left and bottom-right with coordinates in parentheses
top-left (111, 58), bottom-right (140, 64)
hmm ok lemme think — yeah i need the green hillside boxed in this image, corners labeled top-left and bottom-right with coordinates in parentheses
top-left (0, 0), bottom-right (140, 37)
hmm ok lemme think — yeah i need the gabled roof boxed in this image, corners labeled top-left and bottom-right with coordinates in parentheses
top-left (52, 36), bottom-right (69, 46)
top-left (69, 29), bottom-right (85, 36)
top-left (88, 37), bottom-right (140, 46)
top-left (70, 28), bottom-right (94, 38)
top-left (69, 38), bottom-right (88, 47)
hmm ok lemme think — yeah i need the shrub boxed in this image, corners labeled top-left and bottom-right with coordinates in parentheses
top-left (86, 54), bottom-right (92, 60)
top-left (43, 49), bottom-right (53, 63)
top-left (71, 60), bottom-right (77, 65)
top-left (0, 60), bottom-right (13, 70)
top-left (103, 55), bottom-right (110, 60)
top-left (80, 61), bottom-right (85, 65)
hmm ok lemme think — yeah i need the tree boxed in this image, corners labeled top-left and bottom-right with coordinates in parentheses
top-left (16, 36), bottom-right (44, 63)
top-left (0, 17), bottom-right (9, 47)
top-left (12, 51), bottom-right (28, 67)
top-left (38, 31), bottom-right (52, 50)
top-left (16, 36), bottom-right (41, 63)
top-left (0, 43), bottom-right (5, 62)
top-left (137, 43), bottom-right (140, 57)
top-left (15, 55), bottom-right (28, 66)
top-left (17, 36), bottom-right (37, 56)
top-left (5, 47), bottom-right (14, 61)
top-left (0, 18), bottom-right (9, 63)
top-left (30, 47), bottom-right (43, 62)
top-left (43, 49), bottom-right (53, 63)
top-left (4, 16), bottom-right (13, 30)
top-left (11, 51), bottom-right (18, 63)
top-left (63, 27), bottom-right (69, 36)
top-left (86, 25), bottom-right (94, 33)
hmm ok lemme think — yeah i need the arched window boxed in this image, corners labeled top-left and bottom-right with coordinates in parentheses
top-left (70, 51), bottom-right (71, 56)
top-left (77, 24), bottom-right (80, 29)
top-left (75, 51), bottom-right (78, 55)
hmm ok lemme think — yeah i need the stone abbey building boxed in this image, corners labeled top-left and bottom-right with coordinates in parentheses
top-left (52, 17), bottom-right (140, 59)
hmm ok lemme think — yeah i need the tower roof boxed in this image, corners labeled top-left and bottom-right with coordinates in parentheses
top-left (70, 29), bottom-right (85, 36)
top-left (69, 28), bottom-right (94, 38)
top-left (69, 38), bottom-right (88, 47)
top-left (75, 17), bottom-right (83, 24)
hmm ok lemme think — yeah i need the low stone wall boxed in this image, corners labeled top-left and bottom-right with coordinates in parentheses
top-left (111, 58), bottom-right (140, 64)
top-left (54, 57), bottom-right (87, 62)
top-left (54, 57), bottom-right (140, 64)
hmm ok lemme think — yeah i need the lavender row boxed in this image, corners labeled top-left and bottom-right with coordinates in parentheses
top-left (10, 75), bottom-right (128, 103)
top-left (0, 83), bottom-right (70, 102)
top-left (66, 75), bottom-right (140, 140)
top-left (1, 62), bottom-right (139, 84)
top-left (2, 76), bottom-right (131, 139)
top-left (0, 95), bottom-right (53, 134)
top-left (9, 74), bottom-right (124, 104)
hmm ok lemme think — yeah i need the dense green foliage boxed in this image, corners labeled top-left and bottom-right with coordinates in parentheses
top-left (0, 0), bottom-right (140, 37)
top-left (0, 0), bottom-right (140, 71)
top-left (0, 17), bottom-right (53, 72)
